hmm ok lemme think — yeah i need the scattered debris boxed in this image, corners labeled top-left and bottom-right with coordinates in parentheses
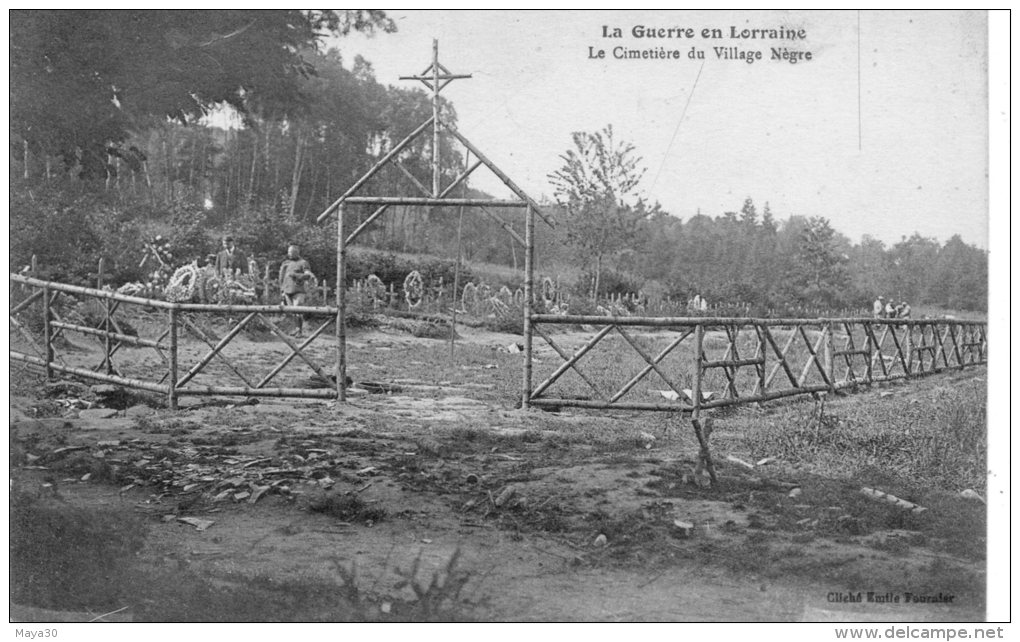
top-left (959, 489), bottom-right (986, 504)
top-left (726, 455), bottom-right (755, 470)
top-left (249, 485), bottom-right (271, 504)
top-left (672, 520), bottom-right (695, 538)
top-left (860, 487), bottom-right (927, 514)
top-left (494, 486), bottom-right (516, 507)
top-left (592, 533), bottom-right (608, 547)
top-left (79, 408), bottom-right (119, 420)
top-left (756, 457), bottom-right (775, 466)
top-left (788, 488), bottom-right (802, 499)
top-left (655, 389), bottom-right (717, 403)
top-left (177, 517), bottom-right (215, 531)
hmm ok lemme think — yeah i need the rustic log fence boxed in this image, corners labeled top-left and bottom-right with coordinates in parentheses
top-left (525, 315), bottom-right (986, 414)
top-left (10, 274), bottom-right (342, 408)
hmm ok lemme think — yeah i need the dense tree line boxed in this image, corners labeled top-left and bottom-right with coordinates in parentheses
top-left (9, 11), bottom-right (987, 313)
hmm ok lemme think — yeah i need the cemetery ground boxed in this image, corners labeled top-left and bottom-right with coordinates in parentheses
top-left (9, 320), bottom-right (989, 622)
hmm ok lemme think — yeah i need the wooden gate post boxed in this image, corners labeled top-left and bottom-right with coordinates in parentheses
top-left (825, 321), bottom-right (836, 393)
top-left (103, 298), bottom-right (114, 374)
top-left (905, 323), bottom-right (914, 375)
top-left (693, 323), bottom-right (704, 417)
top-left (42, 285), bottom-right (53, 381)
top-left (336, 204), bottom-right (347, 404)
top-left (168, 307), bottom-right (179, 410)
top-left (691, 322), bottom-right (716, 485)
top-left (521, 204), bottom-right (535, 410)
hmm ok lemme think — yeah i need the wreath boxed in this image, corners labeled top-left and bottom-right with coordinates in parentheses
top-left (365, 274), bottom-right (386, 308)
top-left (541, 277), bottom-right (556, 307)
top-left (461, 282), bottom-right (477, 313)
top-left (164, 263), bottom-right (201, 302)
top-left (403, 270), bottom-right (424, 309)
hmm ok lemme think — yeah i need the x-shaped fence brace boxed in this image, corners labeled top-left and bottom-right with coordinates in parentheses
top-left (173, 312), bottom-right (334, 393)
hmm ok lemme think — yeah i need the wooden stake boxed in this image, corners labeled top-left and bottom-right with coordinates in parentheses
top-left (336, 204), bottom-right (347, 403)
top-left (522, 204), bottom-right (535, 409)
top-left (168, 308), bottom-right (179, 410)
top-left (42, 286), bottom-right (52, 381)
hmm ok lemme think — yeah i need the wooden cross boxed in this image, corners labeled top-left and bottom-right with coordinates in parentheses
top-left (398, 40), bottom-right (472, 196)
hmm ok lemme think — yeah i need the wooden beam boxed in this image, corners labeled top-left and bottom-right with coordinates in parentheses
top-left (175, 312), bottom-right (257, 388)
top-left (612, 326), bottom-right (686, 403)
top-left (440, 122), bottom-right (556, 227)
top-left (530, 324), bottom-right (611, 399)
top-left (256, 317), bottom-right (333, 389)
top-left (316, 117), bottom-right (434, 223)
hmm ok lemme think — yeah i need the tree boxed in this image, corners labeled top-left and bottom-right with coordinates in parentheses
top-left (739, 197), bottom-right (758, 227)
top-left (10, 10), bottom-right (395, 178)
top-left (792, 216), bottom-right (850, 306)
top-left (547, 125), bottom-right (647, 299)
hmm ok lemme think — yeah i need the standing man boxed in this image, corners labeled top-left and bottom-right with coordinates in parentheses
top-left (873, 295), bottom-right (885, 318)
top-left (216, 236), bottom-right (244, 278)
top-left (278, 244), bottom-right (316, 337)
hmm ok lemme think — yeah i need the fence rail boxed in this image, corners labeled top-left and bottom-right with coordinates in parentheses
top-left (525, 314), bottom-right (987, 414)
top-left (10, 274), bottom-right (344, 408)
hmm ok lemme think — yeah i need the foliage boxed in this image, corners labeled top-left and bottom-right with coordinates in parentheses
top-left (10, 10), bottom-right (395, 177)
top-left (548, 125), bottom-right (648, 299)
top-left (8, 10), bottom-right (986, 316)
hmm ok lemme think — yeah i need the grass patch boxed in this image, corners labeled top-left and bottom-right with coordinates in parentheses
top-left (10, 485), bottom-right (146, 610)
top-left (741, 378), bottom-right (986, 491)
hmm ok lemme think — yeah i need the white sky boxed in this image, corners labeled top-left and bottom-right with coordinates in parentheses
top-left (329, 9), bottom-right (989, 249)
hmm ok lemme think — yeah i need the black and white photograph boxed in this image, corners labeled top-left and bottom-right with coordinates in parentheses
top-left (7, 9), bottom-right (1008, 632)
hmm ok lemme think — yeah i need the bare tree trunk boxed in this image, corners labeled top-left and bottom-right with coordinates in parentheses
top-left (510, 236), bottom-right (518, 272)
top-left (187, 135), bottom-right (197, 189)
top-left (288, 130), bottom-right (304, 218)
top-left (302, 162), bottom-right (320, 220)
top-left (142, 160), bottom-right (155, 206)
top-left (264, 118), bottom-right (272, 196)
top-left (23, 139), bottom-right (29, 180)
top-left (162, 137), bottom-right (172, 204)
top-left (247, 131), bottom-right (257, 205)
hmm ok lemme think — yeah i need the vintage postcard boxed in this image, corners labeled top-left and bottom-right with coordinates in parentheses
top-left (7, 9), bottom-right (1005, 632)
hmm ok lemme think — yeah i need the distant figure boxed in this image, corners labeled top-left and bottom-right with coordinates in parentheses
top-left (216, 236), bottom-right (244, 278)
top-left (885, 298), bottom-right (896, 319)
top-left (278, 244), bottom-right (316, 337)
top-left (873, 296), bottom-right (885, 318)
top-left (898, 301), bottom-right (911, 319)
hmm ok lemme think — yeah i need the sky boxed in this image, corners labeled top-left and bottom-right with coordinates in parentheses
top-left (327, 10), bottom-right (990, 249)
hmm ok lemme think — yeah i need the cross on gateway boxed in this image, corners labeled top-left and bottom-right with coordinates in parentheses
top-left (398, 40), bottom-right (472, 196)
